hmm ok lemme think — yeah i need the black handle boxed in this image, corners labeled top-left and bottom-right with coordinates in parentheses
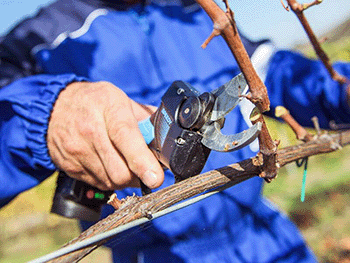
top-left (51, 171), bottom-right (113, 221)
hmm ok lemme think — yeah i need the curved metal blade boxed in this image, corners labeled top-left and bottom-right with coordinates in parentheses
top-left (201, 122), bottom-right (262, 152)
top-left (210, 73), bottom-right (248, 121)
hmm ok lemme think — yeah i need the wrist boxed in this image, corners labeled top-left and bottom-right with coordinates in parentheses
top-left (27, 74), bottom-right (87, 170)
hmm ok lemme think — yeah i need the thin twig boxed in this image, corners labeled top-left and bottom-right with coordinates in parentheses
top-left (311, 116), bottom-right (322, 135)
top-left (280, 0), bottom-right (290, 11)
top-left (302, 0), bottom-right (322, 11)
top-left (197, 0), bottom-right (270, 112)
top-left (285, 0), bottom-right (348, 85)
top-left (275, 106), bottom-right (313, 142)
top-left (329, 120), bottom-right (350, 131)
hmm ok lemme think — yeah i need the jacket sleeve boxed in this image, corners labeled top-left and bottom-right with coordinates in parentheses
top-left (265, 50), bottom-right (350, 128)
top-left (0, 75), bottom-right (86, 206)
top-left (0, 1), bottom-right (91, 207)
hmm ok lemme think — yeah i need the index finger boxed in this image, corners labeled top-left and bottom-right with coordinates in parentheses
top-left (105, 101), bottom-right (164, 189)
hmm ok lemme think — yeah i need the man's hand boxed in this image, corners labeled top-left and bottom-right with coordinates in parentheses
top-left (47, 81), bottom-right (164, 191)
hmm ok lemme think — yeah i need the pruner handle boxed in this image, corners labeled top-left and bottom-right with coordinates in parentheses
top-left (51, 171), bottom-right (114, 221)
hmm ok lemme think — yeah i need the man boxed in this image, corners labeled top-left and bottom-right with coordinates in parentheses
top-left (1, 0), bottom-right (349, 262)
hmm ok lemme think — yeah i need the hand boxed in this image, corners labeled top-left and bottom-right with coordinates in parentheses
top-left (47, 81), bottom-right (164, 190)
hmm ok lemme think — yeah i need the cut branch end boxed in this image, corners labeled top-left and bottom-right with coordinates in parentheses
top-left (280, 0), bottom-right (290, 11)
top-left (302, 0), bottom-right (323, 11)
top-left (107, 193), bottom-right (123, 210)
top-left (249, 107), bottom-right (262, 122)
top-left (201, 28), bottom-right (220, 49)
top-left (311, 116), bottom-right (322, 135)
top-left (275, 105), bottom-right (289, 118)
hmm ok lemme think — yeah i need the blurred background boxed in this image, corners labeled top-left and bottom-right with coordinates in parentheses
top-left (0, 0), bottom-right (350, 262)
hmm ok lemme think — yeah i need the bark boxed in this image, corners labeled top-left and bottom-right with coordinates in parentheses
top-left (285, 0), bottom-right (349, 87)
top-left (197, 0), bottom-right (270, 112)
top-left (197, 0), bottom-right (279, 180)
top-left (49, 129), bottom-right (350, 263)
top-left (250, 108), bottom-right (279, 181)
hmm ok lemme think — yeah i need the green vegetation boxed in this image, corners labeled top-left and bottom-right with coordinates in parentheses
top-left (301, 36), bottom-right (350, 62)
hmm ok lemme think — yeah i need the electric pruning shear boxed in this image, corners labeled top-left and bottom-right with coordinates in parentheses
top-left (51, 73), bottom-right (262, 221)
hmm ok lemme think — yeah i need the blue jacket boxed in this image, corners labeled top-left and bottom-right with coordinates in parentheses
top-left (1, 0), bottom-right (350, 262)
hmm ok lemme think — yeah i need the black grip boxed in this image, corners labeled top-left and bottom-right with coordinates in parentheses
top-left (51, 171), bottom-right (113, 221)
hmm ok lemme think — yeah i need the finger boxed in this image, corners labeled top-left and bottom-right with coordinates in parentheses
top-left (105, 101), bottom-right (164, 189)
top-left (78, 147), bottom-right (118, 190)
top-left (92, 129), bottom-right (139, 189)
top-left (72, 170), bottom-right (110, 191)
top-left (54, 159), bottom-right (107, 190)
top-left (73, 123), bottom-right (126, 190)
top-left (131, 101), bottom-right (157, 121)
top-left (51, 130), bottom-right (117, 190)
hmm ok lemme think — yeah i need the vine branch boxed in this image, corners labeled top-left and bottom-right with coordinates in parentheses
top-left (284, 0), bottom-right (349, 86)
top-left (47, 129), bottom-right (350, 263)
top-left (198, 0), bottom-right (270, 112)
top-left (197, 0), bottom-right (279, 179)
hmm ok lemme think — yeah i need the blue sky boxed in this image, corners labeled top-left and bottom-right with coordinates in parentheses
top-left (0, 0), bottom-right (349, 48)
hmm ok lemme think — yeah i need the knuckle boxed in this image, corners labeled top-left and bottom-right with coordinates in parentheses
top-left (62, 163), bottom-right (84, 176)
top-left (95, 81), bottom-right (118, 97)
top-left (64, 140), bottom-right (83, 156)
top-left (81, 83), bottom-right (110, 102)
top-left (128, 156), bottom-right (149, 175)
top-left (109, 121), bottom-right (135, 144)
top-left (96, 81), bottom-right (110, 87)
top-left (79, 123), bottom-right (98, 139)
top-left (109, 166), bottom-right (132, 187)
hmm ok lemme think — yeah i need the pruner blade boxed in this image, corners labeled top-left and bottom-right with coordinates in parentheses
top-left (210, 73), bottom-right (248, 122)
top-left (201, 122), bottom-right (262, 152)
top-left (200, 73), bottom-right (261, 152)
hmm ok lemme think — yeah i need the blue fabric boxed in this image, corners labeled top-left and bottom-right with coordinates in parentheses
top-left (1, 0), bottom-right (349, 262)
top-left (266, 51), bottom-right (350, 128)
top-left (0, 74), bottom-right (86, 206)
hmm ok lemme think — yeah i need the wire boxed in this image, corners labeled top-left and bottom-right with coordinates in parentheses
top-left (28, 181), bottom-right (237, 263)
